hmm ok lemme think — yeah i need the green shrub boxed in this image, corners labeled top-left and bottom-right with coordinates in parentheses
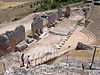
top-left (33, 7), bottom-right (46, 12)
top-left (12, 18), bottom-right (20, 21)
top-left (51, 2), bottom-right (60, 9)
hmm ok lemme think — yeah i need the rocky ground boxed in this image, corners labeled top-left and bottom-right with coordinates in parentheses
top-left (2, 59), bottom-right (100, 75)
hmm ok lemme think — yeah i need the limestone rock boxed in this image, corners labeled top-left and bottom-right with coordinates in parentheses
top-left (16, 41), bottom-right (28, 51)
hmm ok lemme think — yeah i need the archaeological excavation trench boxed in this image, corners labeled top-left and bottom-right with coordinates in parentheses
top-left (0, 2), bottom-right (100, 75)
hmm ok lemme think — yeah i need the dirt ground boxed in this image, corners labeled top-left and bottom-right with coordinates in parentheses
top-left (0, 0), bottom-right (38, 23)
top-left (0, 2), bottom-right (27, 9)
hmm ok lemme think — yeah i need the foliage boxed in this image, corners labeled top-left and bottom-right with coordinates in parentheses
top-left (51, 2), bottom-right (60, 9)
top-left (32, 0), bottom-right (83, 12)
top-left (12, 18), bottom-right (20, 21)
top-left (33, 7), bottom-right (46, 12)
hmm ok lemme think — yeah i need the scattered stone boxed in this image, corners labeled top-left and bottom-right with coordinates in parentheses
top-left (16, 41), bottom-right (28, 51)
top-left (26, 37), bottom-right (34, 44)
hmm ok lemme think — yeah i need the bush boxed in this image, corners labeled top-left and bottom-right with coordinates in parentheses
top-left (12, 18), bottom-right (20, 21)
top-left (51, 2), bottom-right (60, 9)
top-left (33, 7), bottom-right (46, 12)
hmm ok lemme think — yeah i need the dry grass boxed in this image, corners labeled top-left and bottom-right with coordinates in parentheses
top-left (0, 2), bottom-right (27, 9)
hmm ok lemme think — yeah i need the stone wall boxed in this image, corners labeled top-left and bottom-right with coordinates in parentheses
top-left (0, 35), bottom-right (11, 57)
top-left (65, 6), bottom-right (71, 18)
top-left (5, 25), bottom-right (25, 51)
top-left (0, 25), bottom-right (25, 56)
top-left (58, 7), bottom-right (63, 20)
top-left (31, 16), bottom-right (43, 38)
top-left (47, 12), bottom-right (58, 28)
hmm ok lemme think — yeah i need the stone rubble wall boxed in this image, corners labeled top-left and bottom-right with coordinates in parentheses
top-left (6, 25), bottom-right (25, 45)
top-left (47, 12), bottom-right (58, 28)
top-left (0, 35), bottom-right (11, 57)
top-left (0, 25), bottom-right (26, 56)
top-left (47, 6), bottom-right (71, 28)
top-left (65, 6), bottom-right (71, 18)
top-left (5, 25), bottom-right (26, 51)
top-left (31, 16), bottom-right (43, 38)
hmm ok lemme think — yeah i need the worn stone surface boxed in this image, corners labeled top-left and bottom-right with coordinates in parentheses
top-left (31, 16), bottom-right (43, 38)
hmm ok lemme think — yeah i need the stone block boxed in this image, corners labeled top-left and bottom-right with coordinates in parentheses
top-left (31, 16), bottom-right (43, 38)
top-left (16, 41), bottom-right (28, 51)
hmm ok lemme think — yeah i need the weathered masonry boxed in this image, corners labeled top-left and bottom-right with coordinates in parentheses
top-left (0, 35), bottom-right (11, 57)
top-left (5, 25), bottom-right (25, 51)
top-left (58, 6), bottom-right (63, 20)
top-left (31, 16), bottom-right (43, 38)
top-left (0, 25), bottom-right (26, 57)
top-left (65, 6), bottom-right (71, 18)
top-left (47, 12), bottom-right (58, 28)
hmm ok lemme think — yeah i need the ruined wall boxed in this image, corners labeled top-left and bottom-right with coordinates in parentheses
top-left (5, 25), bottom-right (25, 51)
top-left (47, 12), bottom-right (58, 28)
top-left (65, 6), bottom-right (71, 18)
top-left (58, 7), bottom-right (63, 20)
top-left (31, 16), bottom-right (43, 38)
top-left (0, 35), bottom-right (11, 57)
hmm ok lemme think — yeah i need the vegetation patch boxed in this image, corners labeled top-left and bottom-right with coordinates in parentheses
top-left (12, 17), bottom-right (21, 21)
